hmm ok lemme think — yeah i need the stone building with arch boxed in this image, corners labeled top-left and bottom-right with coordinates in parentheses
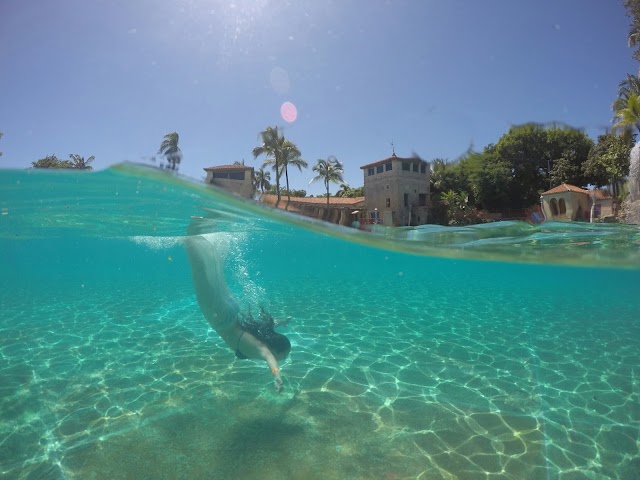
top-left (540, 183), bottom-right (618, 222)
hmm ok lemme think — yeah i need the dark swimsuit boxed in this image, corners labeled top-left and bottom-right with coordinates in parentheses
top-left (235, 331), bottom-right (248, 359)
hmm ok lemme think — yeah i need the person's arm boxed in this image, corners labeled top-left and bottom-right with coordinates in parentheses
top-left (259, 347), bottom-right (284, 393)
top-left (237, 330), bottom-right (284, 393)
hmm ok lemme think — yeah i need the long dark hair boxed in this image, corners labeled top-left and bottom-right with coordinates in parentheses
top-left (239, 307), bottom-right (291, 354)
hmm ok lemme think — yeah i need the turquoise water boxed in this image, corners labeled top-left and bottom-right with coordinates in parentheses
top-left (1, 165), bottom-right (639, 480)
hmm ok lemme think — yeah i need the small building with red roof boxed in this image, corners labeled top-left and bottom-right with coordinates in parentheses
top-left (540, 183), bottom-right (618, 221)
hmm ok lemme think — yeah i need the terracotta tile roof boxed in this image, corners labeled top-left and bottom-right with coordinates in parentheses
top-left (541, 183), bottom-right (615, 199)
top-left (590, 189), bottom-right (614, 200)
top-left (541, 183), bottom-right (588, 195)
top-left (203, 165), bottom-right (253, 171)
top-left (360, 154), bottom-right (425, 169)
top-left (260, 194), bottom-right (365, 207)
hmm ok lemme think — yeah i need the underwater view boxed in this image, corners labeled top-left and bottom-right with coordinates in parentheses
top-left (1, 165), bottom-right (639, 479)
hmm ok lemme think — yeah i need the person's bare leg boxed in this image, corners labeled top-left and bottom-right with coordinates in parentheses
top-left (185, 218), bottom-right (286, 393)
top-left (184, 221), bottom-right (239, 333)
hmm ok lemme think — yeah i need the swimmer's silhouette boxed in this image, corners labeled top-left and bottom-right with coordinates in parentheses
top-left (185, 216), bottom-right (290, 393)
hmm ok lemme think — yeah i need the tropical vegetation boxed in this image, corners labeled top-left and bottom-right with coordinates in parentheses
top-left (253, 167), bottom-right (271, 193)
top-left (260, 138), bottom-right (307, 204)
top-left (310, 156), bottom-right (345, 206)
top-left (612, 93), bottom-right (640, 134)
top-left (583, 133), bottom-right (634, 196)
top-left (625, 0), bottom-right (640, 61)
top-left (281, 143), bottom-right (308, 204)
top-left (158, 132), bottom-right (182, 171)
top-left (252, 126), bottom-right (310, 205)
top-left (335, 184), bottom-right (364, 198)
top-left (428, 124), bottom-right (596, 223)
top-left (68, 154), bottom-right (95, 170)
top-left (31, 153), bottom-right (95, 170)
top-left (253, 126), bottom-right (289, 205)
top-left (265, 187), bottom-right (307, 198)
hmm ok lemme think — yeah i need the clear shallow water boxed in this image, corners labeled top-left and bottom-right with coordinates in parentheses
top-left (1, 165), bottom-right (639, 480)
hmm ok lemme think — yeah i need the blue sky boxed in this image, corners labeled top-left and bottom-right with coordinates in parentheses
top-left (0, 0), bottom-right (637, 195)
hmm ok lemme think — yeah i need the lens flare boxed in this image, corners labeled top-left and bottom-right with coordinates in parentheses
top-left (280, 101), bottom-right (298, 123)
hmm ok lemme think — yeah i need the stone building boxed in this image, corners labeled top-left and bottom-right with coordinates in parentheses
top-left (540, 183), bottom-right (618, 222)
top-left (359, 153), bottom-right (431, 226)
top-left (203, 165), bottom-right (255, 198)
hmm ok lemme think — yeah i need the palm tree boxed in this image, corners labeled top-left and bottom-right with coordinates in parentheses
top-left (310, 156), bottom-right (345, 206)
top-left (254, 167), bottom-right (271, 193)
top-left (335, 183), bottom-right (351, 197)
top-left (612, 73), bottom-right (640, 113)
top-left (269, 140), bottom-right (306, 204)
top-left (69, 154), bottom-right (95, 170)
top-left (253, 126), bottom-right (286, 204)
top-left (158, 132), bottom-right (182, 171)
top-left (613, 93), bottom-right (640, 134)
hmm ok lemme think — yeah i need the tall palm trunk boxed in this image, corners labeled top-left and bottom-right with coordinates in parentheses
top-left (275, 153), bottom-right (281, 206)
top-left (325, 180), bottom-right (330, 206)
top-left (285, 166), bottom-right (291, 206)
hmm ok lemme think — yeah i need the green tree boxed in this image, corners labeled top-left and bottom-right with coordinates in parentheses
top-left (32, 154), bottom-right (74, 169)
top-left (431, 158), bottom-right (470, 196)
top-left (464, 151), bottom-right (513, 211)
top-left (492, 124), bottom-right (550, 208)
top-left (280, 188), bottom-right (307, 197)
top-left (490, 124), bottom-right (593, 208)
top-left (158, 132), bottom-right (182, 171)
top-left (583, 132), bottom-right (634, 196)
top-left (253, 126), bottom-right (286, 204)
top-left (310, 156), bottom-right (345, 206)
top-left (262, 139), bottom-right (306, 204)
top-left (429, 158), bottom-right (471, 224)
top-left (69, 154), bottom-right (95, 170)
top-left (282, 143), bottom-right (307, 203)
top-left (254, 167), bottom-right (271, 193)
top-left (546, 127), bottom-right (594, 187)
top-left (612, 73), bottom-right (640, 114)
top-left (625, 0), bottom-right (640, 60)
top-left (336, 184), bottom-right (364, 197)
top-left (335, 183), bottom-right (350, 197)
top-left (613, 93), bottom-right (640, 134)
top-left (439, 190), bottom-right (480, 225)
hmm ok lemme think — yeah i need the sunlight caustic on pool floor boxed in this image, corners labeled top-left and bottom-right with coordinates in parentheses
top-left (1, 268), bottom-right (638, 479)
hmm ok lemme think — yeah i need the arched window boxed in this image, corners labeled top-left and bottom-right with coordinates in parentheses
top-left (558, 198), bottom-right (566, 215)
top-left (550, 198), bottom-right (559, 217)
